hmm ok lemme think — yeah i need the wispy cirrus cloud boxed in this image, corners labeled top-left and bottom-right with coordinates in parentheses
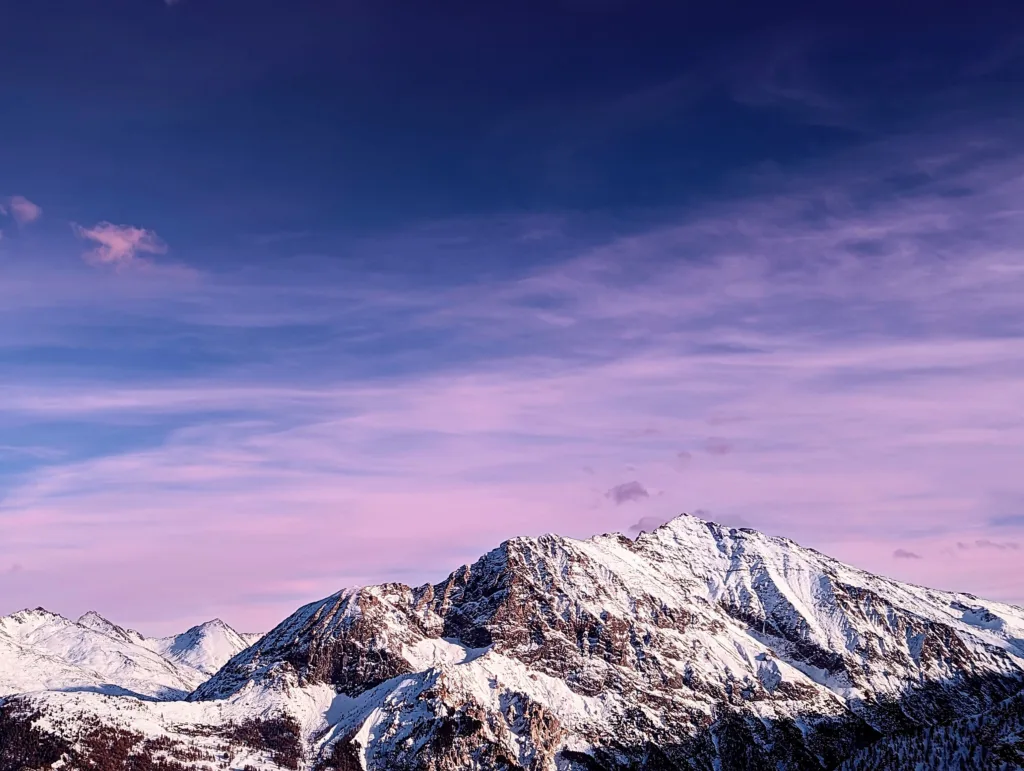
top-left (72, 222), bottom-right (167, 267)
top-left (2, 122), bottom-right (1024, 633)
top-left (957, 539), bottom-right (1020, 551)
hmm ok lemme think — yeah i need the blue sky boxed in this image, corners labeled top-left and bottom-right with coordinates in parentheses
top-left (2, 0), bottom-right (1024, 634)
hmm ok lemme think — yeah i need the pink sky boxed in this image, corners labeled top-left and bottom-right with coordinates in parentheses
top-left (2, 128), bottom-right (1023, 636)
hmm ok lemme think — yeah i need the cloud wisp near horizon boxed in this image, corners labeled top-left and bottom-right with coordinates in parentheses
top-left (2, 120), bottom-right (1023, 634)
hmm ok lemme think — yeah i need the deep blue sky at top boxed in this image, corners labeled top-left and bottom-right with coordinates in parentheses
top-left (3, 0), bottom-right (1022, 275)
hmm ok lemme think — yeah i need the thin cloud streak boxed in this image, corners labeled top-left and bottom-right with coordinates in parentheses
top-left (958, 539), bottom-right (1020, 551)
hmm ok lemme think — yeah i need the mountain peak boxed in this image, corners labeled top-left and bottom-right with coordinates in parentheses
top-left (1, 607), bottom-right (71, 634)
top-left (150, 616), bottom-right (256, 677)
top-left (185, 515), bottom-right (1024, 768)
top-left (6, 517), bottom-right (1024, 769)
top-left (11, 606), bottom-right (65, 619)
top-left (77, 609), bottom-right (116, 628)
top-left (75, 609), bottom-right (147, 646)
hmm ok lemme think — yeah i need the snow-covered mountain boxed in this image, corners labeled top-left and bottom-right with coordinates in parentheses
top-left (2, 513), bottom-right (1024, 770)
top-left (0, 608), bottom-right (257, 700)
top-left (144, 618), bottom-right (264, 677)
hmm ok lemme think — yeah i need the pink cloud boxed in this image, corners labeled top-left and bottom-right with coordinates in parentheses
top-left (73, 222), bottom-right (167, 267)
top-left (605, 481), bottom-right (650, 505)
top-left (893, 548), bottom-right (922, 560)
top-left (1, 195), bottom-right (42, 224)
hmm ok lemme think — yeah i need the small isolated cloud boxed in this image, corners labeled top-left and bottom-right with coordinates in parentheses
top-left (893, 548), bottom-right (922, 560)
top-left (704, 437), bottom-right (733, 456)
top-left (73, 222), bottom-right (167, 267)
top-left (628, 514), bottom-right (675, 537)
top-left (606, 481), bottom-right (650, 505)
top-left (8, 563), bottom-right (24, 574)
top-left (1, 195), bottom-right (42, 224)
top-left (675, 450), bottom-right (692, 469)
top-left (957, 539), bottom-right (1020, 551)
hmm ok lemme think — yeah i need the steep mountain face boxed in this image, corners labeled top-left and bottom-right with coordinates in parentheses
top-left (0, 609), bottom-right (257, 699)
top-left (3, 513), bottom-right (1024, 771)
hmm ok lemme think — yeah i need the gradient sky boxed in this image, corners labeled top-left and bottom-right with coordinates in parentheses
top-left (2, 1), bottom-right (1024, 635)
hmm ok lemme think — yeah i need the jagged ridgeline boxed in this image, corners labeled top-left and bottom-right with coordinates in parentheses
top-left (2, 513), bottom-right (1024, 770)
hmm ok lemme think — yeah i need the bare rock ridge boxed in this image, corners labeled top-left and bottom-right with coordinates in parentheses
top-left (3, 512), bottom-right (1024, 770)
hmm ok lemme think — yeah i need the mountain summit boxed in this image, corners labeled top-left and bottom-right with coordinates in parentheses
top-left (2, 513), bottom-right (1023, 770)
top-left (147, 618), bottom-right (263, 677)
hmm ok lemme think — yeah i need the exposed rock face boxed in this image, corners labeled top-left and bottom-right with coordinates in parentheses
top-left (194, 584), bottom-right (435, 700)
top-left (5, 513), bottom-right (1024, 769)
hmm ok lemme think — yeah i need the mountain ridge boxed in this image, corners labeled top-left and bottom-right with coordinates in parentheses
top-left (0, 607), bottom-right (258, 700)
top-left (2, 512), bottom-right (1023, 770)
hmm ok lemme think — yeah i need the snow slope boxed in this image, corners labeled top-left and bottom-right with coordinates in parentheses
top-left (0, 608), bottom-right (257, 700)
top-left (144, 618), bottom-right (262, 677)
top-left (3, 513), bottom-right (1024, 770)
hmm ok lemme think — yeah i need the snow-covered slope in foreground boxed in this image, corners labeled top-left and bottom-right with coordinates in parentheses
top-left (0, 608), bottom-right (257, 699)
top-left (4, 513), bottom-right (1024, 770)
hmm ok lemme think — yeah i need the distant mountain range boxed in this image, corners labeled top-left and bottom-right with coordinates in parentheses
top-left (0, 607), bottom-right (257, 700)
top-left (2, 513), bottom-right (1023, 770)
